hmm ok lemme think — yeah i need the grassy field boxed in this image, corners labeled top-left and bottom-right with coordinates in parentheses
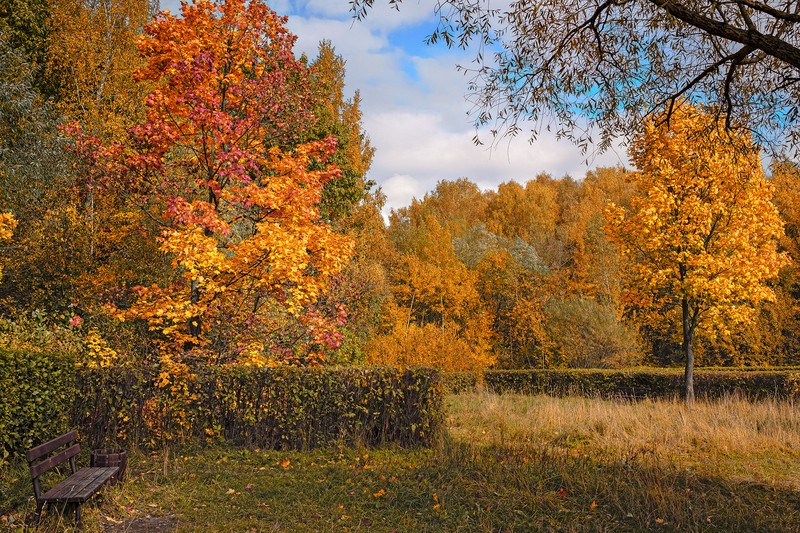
top-left (2, 392), bottom-right (799, 531)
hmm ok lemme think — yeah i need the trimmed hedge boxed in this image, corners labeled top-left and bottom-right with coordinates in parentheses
top-left (440, 372), bottom-right (480, 394)
top-left (73, 366), bottom-right (444, 450)
top-left (484, 368), bottom-right (800, 400)
top-left (0, 349), bottom-right (75, 461)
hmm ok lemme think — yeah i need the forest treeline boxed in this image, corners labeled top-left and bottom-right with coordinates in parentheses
top-left (1, 0), bottom-right (799, 372)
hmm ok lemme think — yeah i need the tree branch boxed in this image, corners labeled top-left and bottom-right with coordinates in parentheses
top-left (649, 0), bottom-right (800, 69)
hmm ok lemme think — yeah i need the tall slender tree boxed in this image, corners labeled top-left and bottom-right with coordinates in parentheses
top-left (606, 105), bottom-right (787, 403)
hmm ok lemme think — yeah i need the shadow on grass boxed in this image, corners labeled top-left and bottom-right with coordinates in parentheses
top-left (3, 439), bottom-right (799, 532)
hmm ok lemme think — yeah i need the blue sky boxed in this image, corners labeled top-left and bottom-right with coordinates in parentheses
top-left (158, 0), bottom-right (628, 216)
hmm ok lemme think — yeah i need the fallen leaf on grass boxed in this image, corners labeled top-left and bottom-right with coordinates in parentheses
top-left (280, 459), bottom-right (291, 469)
top-left (373, 489), bottom-right (386, 498)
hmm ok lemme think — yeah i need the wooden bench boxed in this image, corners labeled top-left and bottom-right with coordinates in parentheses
top-left (26, 430), bottom-right (119, 529)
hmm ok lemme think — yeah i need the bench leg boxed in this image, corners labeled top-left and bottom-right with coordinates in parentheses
top-left (32, 500), bottom-right (44, 524)
top-left (75, 503), bottom-right (82, 529)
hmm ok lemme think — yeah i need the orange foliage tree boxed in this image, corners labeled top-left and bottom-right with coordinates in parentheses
top-left (69, 0), bottom-right (353, 365)
top-left (370, 211), bottom-right (495, 372)
top-left (606, 105), bottom-right (787, 403)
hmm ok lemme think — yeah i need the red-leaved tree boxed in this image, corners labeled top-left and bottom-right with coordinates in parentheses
top-left (68, 0), bottom-right (353, 366)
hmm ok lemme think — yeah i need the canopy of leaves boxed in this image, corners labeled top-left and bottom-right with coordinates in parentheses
top-left (606, 104), bottom-right (787, 341)
top-left (69, 0), bottom-right (353, 363)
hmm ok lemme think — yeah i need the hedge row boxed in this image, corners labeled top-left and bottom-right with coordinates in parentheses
top-left (0, 349), bottom-right (74, 461)
top-left (482, 368), bottom-right (800, 400)
top-left (74, 366), bottom-right (444, 451)
top-left (440, 372), bottom-right (479, 394)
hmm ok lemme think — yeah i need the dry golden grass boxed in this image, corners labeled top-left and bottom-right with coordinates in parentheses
top-left (447, 391), bottom-right (800, 490)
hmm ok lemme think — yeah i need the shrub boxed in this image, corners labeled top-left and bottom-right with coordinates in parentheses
top-left (484, 368), bottom-right (800, 400)
top-left (440, 372), bottom-right (479, 394)
top-left (0, 349), bottom-right (75, 462)
top-left (366, 322), bottom-right (496, 372)
top-left (543, 297), bottom-right (643, 368)
top-left (73, 365), bottom-right (444, 450)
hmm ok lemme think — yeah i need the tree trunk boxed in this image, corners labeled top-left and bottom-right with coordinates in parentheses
top-left (682, 297), bottom-right (695, 405)
top-left (184, 279), bottom-right (202, 351)
top-left (189, 279), bottom-right (201, 336)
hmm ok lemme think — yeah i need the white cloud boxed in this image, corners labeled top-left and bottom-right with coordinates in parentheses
top-left (381, 174), bottom-right (423, 211)
top-left (367, 111), bottom-right (627, 216)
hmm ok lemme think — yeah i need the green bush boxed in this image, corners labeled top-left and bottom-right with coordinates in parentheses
top-left (0, 349), bottom-right (75, 462)
top-left (73, 366), bottom-right (444, 451)
top-left (484, 368), bottom-right (800, 400)
top-left (543, 297), bottom-right (643, 368)
top-left (72, 365), bottom-right (153, 449)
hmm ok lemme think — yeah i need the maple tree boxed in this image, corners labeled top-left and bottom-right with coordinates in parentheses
top-left (605, 105), bottom-right (787, 403)
top-left (69, 0), bottom-right (353, 364)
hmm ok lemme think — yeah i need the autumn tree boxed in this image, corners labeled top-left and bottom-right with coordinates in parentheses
top-left (292, 40), bottom-right (383, 363)
top-left (373, 203), bottom-right (495, 371)
top-left (760, 160), bottom-right (800, 364)
top-left (605, 105), bottom-right (786, 403)
top-left (323, 191), bottom-right (394, 364)
top-left (0, 40), bottom-right (79, 313)
top-left (352, 0), bottom-right (800, 153)
top-left (471, 246), bottom-right (551, 368)
top-left (0, 2), bottom-right (168, 336)
top-left (70, 0), bottom-right (353, 364)
top-left (46, 0), bottom-right (155, 138)
top-left (485, 178), bottom-right (558, 262)
top-left (307, 40), bottom-right (375, 223)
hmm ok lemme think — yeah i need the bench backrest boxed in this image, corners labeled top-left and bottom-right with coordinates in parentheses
top-left (26, 431), bottom-right (81, 500)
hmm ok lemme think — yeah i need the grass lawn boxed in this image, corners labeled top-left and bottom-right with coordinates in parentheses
top-left (2, 392), bottom-right (799, 531)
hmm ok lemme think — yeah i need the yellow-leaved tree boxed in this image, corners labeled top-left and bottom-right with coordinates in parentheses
top-left (605, 105), bottom-right (787, 403)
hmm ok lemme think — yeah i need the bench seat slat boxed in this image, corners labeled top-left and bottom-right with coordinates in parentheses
top-left (40, 467), bottom-right (118, 504)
